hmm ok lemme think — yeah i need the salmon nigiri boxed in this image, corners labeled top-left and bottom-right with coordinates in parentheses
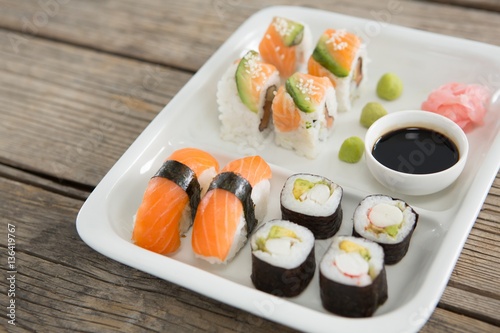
top-left (132, 148), bottom-right (219, 255)
top-left (192, 156), bottom-right (272, 264)
top-left (259, 16), bottom-right (312, 79)
top-left (272, 72), bottom-right (337, 159)
top-left (308, 29), bottom-right (366, 112)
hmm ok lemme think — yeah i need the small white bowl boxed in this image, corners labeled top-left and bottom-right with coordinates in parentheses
top-left (364, 110), bottom-right (469, 196)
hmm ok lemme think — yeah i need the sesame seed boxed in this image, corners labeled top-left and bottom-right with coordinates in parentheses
top-left (295, 77), bottom-right (320, 96)
top-left (243, 52), bottom-right (264, 79)
top-left (272, 17), bottom-right (293, 37)
top-left (326, 29), bottom-right (349, 51)
top-left (333, 41), bottom-right (348, 51)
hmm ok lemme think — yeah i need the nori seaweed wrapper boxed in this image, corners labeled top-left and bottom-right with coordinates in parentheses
top-left (153, 159), bottom-right (201, 220)
top-left (320, 266), bottom-right (388, 317)
top-left (281, 204), bottom-right (343, 239)
top-left (251, 246), bottom-right (316, 297)
top-left (208, 172), bottom-right (257, 234)
top-left (353, 199), bottom-right (419, 265)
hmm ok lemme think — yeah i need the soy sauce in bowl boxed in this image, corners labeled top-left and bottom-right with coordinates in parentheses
top-left (372, 127), bottom-right (459, 174)
top-left (364, 110), bottom-right (468, 195)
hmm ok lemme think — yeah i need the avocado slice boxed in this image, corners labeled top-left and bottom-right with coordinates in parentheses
top-left (312, 34), bottom-right (350, 78)
top-left (285, 73), bottom-right (317, 113)
top-left (339, 240), bottom-right (371, 261)
top-left (293, 178), bottom-right (333, 201)
top-left (292, 178), bottom-right (315, 200)
top-left (384, 224), bottom-right (400, 237)
top-left (255, 225), bottom-right (300, 253)
top-left (235, 50), bottom-right (260, 113)
top-left (268, 225), bottom-right (298, 240)
top-left (273, 17), bottom-right (304, 47)
top-left (255, 237), bottom-right (268, 252)
top-left (366, 223), bottom-right (401, 238)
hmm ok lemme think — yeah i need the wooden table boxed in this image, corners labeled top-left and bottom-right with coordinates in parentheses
top-left (0, 1), bottom-right (499, 332)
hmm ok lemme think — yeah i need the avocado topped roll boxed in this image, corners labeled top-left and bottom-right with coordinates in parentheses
top-left (320, 236), bottom-right (388, 317)
top-left (250, 219), bottom-right (315, 297)
top-left (308, 29), bottom-right (367, 112)
top-left (352, 195), bottom-right (419, 264)
top-left (281, 173), bottom-right (343, 239)
top-left (217, 50), bottom-right (280, 148)
top-left (258, 16), bottom-right (312, 79)
top-left (272, 72), bottom-right (338, 159)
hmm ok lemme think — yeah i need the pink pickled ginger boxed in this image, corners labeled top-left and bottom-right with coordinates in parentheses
top-left (421, 82), bottom-right (490, 132)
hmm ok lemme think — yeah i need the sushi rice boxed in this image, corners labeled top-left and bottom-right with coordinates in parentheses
top-left (217, 53), bottom-right (280, 148)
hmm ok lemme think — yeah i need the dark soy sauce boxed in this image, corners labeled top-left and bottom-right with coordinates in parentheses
top-left (372, 127), bottom-right (459, 174)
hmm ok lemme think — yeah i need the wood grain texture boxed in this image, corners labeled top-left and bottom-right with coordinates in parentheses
top-left (419, 0), bottom-right (500, 11)
top-left (0, 29), bottom-right (191, 186)
top-left (421, 307), bottom-right (500, 333)
top-left (0, 0), bottom-right (499, 72)
top-left (0, 0), bottom-right (499, 331)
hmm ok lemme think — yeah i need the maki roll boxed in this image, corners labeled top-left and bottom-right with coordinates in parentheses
top-left (272, 72), bottom-right (337, 159)
top-left (308, 29), bottom-right (367, 112)
top-left (258, 16), bottom-right (312, 79)
top-left (353, 195), bottom-right (419, 265)
top-left (191, 156), bottom-right (272, 264)
top-left (320, 236), bottom-right (388, 317)
top-left (250, 220), bottom-right (315, 297)
top-left (132, 148), bottom-right (219, 254)
top-left (281, 173), bottom-right (343, 239)
top-left (217, 50), bottom-right (280, 148)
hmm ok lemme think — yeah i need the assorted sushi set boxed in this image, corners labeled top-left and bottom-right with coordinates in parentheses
top-left (129, 12), bottom-right (495, 324)
top-left (132, 146), bottom-right (420, 318)
top-left (217, 16), bottom-right (368, 159)
top-left (74, 6), bottom-right (500, 333)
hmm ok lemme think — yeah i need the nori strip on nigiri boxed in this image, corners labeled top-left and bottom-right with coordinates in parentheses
top-left (154, 159), bottom-right (201, 220)
top-left (208, 171), bottom-right (257, 234)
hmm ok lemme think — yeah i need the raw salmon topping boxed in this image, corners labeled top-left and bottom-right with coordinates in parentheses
top-left (191, 188), bottom-right (244, 261)
top-left (221, 155), bottom-right (272, 187)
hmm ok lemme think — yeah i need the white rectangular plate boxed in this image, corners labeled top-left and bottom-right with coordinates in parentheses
top-left (77, 6), bottom-right (500, 333)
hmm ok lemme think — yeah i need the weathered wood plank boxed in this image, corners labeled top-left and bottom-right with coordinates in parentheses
top-left (447, 211), bottom-right (500, 298)
top-left (0, 0), bottom-right (499, 331)
top-left (439, 286), bottom-right (500, 326)
top-left (0, 174), bottom-right (498, 332)
top-left (0, 0), bottom-right (499, 72)
top-left (0, 163), bottom-right (90, 201)
top-left (0, 29), bottom-right (191, 186)
top-left (421, 307), bottom-right (500, 333)
top-left (419, 0), bottom-right (500, 12)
